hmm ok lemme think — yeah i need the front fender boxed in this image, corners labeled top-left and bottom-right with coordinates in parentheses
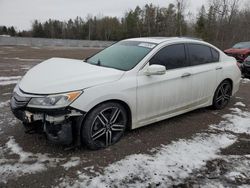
top-left (70, 77), bottom-right (137, 126)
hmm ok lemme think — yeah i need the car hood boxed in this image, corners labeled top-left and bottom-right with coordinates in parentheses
top-left (224, 48), bottom-right (250, 55)
top-left (19, 58), bottom-right (124, 94)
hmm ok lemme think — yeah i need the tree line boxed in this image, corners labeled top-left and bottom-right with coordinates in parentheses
top-left (0, 0), bottom-right (249, 49)
top-left (0, 26), bottom-right (16, 36)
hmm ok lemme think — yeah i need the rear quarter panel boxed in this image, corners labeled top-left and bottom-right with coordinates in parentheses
top-left (221, 55), bottom-right (241, 95)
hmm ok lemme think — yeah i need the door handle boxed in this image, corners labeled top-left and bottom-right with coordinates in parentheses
top-left (181, 73), bottom-right (191, 78)
top-left (216, 67), bottom-right (223, 70)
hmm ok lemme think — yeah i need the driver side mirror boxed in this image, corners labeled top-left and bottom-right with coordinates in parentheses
top-left (144, 64), bottom-right (166, 76)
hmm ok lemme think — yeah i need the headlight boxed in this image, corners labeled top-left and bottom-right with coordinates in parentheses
top-left (28, 91), bottom-right (82, 109)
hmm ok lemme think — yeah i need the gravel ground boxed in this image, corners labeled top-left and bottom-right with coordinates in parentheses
top-left (0, 46), bottom-right (249, 188)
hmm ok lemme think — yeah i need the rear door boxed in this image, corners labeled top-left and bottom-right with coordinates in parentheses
top-left (187, 43), bottom-right (220, 105)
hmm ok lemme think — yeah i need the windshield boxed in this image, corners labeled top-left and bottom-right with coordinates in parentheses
top-left (86, 41), bottom-right (156, 71)
top-left (233, 42), bottom-right (250, 49)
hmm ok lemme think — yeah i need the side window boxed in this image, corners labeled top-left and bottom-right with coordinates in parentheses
top-left (188, 44), bottom-right (213, 66)
top-left (150, 44), bottom-right (187, 70)
top-left (211, 48), bottom-right (220, 62)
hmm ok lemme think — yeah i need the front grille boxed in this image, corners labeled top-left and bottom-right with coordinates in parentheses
top-left (11, 91), bottom-right (31, 109)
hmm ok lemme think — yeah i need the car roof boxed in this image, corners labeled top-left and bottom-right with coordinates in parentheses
top-left (124, 37), bottom-right (203, 44)
top-left (235, 41), bottom-right (250, 44)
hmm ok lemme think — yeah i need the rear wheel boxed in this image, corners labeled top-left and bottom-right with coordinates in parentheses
top-left (81, 102), bottom-right (127, 150)
top-left (212, 80), bottom-right (232, 110)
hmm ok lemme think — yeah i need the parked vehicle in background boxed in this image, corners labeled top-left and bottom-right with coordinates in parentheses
top-left (224, 42), bottom-right (250, 63)
top-left (242, 55), bottom-right (250, 79)
top-left (11, 37), bottom-right (241, 150)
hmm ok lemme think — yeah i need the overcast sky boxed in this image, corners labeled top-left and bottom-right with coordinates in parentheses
top-left (0, 0), bottom-right (207, 31)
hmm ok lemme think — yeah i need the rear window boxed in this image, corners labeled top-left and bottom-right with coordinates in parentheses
top-left (211, 48), bottom-right (220, 62)
top-left (187, 44), bottom-right (220, 66)
top-left (188, 44), bottom-right (213, 66)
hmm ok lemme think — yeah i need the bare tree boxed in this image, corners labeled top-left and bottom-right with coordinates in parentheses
top-left (208, 0), bottom-right (241, 47)
top-left (175, 0), bottom-right (189, 36)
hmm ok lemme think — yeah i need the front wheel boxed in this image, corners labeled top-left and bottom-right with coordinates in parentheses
top-left (212, 80), bottom-right (232, 110)
top-left (80, 102), bottom-right (128, 150)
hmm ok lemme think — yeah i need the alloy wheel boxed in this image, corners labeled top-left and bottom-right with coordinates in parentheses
top-left (91, 107), bottom-right (126, 147)
top-left (214, 81), bottom-right (232, 109)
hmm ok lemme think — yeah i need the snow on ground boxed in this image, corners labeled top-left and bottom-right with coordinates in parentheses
top-left (59, 134), bottom-right (237, 188)
top-left (0, 99), bottom-right (249, 186)
top-left (0, 137), bottom-right (65, 183)
top-left (31, 47), bottom-right (41, 49)
top-left (3, 57), bottom-right (44, 61)
top-left (61, 157), bottom-right (81, 170)
top-left (20, 65), bottom-right (32, 70)
top-left (197, 155), bottom-right (250, 187)
top-left (7, 118), bottom-right (17, 126)
top-left (0, 80), bottom-right (19, 86)
top-left (2, 92), bottom-right (11, 96)
top-left (0, 76), bottom-right (21, 80)
top-left (6, 137), bottom-right (33, 162)
top-left (0, 76), bottom-right (21, 86)
top-left (0, 35), bottom-right (11, 37)
top-left (0, 134), bottom-right (89, 183)
top-left (0, 110), bottom-right (17, 136)
top-left (0, 112), bottom-right (17, 127)
top-left (58, 106), bottom-right (250, 188)
top-left (241, 78), bottom-right (250, 84)
top-left (0, 121), bottom-right (3, 134)
top-left (0, 100), bottom-right (10, 108)
top-left (235, 102), bottom-right (246, 107)
top-left (0, 70), bottom-right (12, 72)
top-left (211, 108), bottom-right (250, 135)
top-left (226, 156), bottom-right (250, 178)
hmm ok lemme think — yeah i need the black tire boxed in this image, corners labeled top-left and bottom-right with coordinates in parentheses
top-left (80, 102), bottom-right (128, 150)
top-left (212, 80), bottom-right (232, 110)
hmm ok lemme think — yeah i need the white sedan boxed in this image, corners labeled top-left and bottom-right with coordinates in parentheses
top-left (11, 37), bottom-right (241, 149)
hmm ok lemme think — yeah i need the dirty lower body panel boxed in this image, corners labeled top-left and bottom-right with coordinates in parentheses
top-left (10, 94), bottom-right (83, 145)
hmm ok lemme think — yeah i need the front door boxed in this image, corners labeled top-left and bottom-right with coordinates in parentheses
top-left (136, 44), bottom-right (193, 127)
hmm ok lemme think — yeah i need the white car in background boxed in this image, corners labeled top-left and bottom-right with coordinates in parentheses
top-left (11, 37), bottom-right (241, 150)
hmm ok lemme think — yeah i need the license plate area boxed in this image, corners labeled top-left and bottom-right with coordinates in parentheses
top-left (24, 111), bottom-right (43, 123)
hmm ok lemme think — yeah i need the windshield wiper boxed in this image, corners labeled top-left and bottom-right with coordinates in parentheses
top-left (85, 59), bottom-right (102, 67)
top-left (97, 59), bottom-right (101, 66)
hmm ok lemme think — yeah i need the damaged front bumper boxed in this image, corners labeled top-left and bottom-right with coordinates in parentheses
top-left (10, 89), bottom-right (84, 145)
